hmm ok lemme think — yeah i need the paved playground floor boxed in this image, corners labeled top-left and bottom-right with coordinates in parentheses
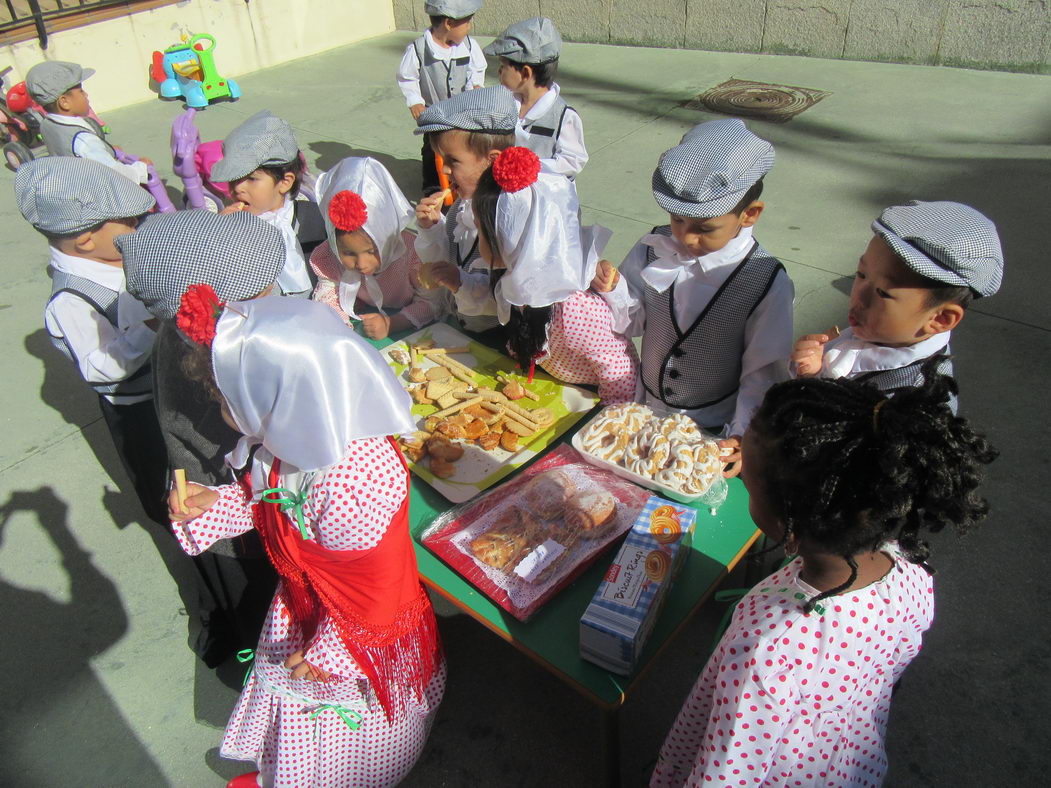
top-left (1, 31), bottom-right (1048, 787)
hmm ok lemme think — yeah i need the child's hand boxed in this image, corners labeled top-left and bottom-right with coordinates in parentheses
top-left (791, 332), bottom-right (835, 377)
top-left (415, 191), bottom-right (446, 229)
top-left (591, 259), bottom-right (620, 293)
top-left (359, 312), bottom-right (391, 340)
top-left (429, 261), bottom-right (462, 293)
top-left (220, 202), bottom-right (247, 215)
top-left (285, 650), bottom-right (332, 682)
top-left (168, 482), bottom-right (219, 523)
top-left (139, 156), bottom-right (154, 167)
top-left (410, 103), bottom-right (426, 120)
top-left (718, 436), bottom-right (743, 479)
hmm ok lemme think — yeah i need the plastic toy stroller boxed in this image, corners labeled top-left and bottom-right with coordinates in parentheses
top-left (152, 33), bottom-right (240, 109)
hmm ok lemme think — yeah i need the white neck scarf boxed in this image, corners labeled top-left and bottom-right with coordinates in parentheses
top-left (257, 197), bottom-right (312, 295)
top-left (823, 327), bottom-right (952, 379)
top-left (640, 225), bottom-right (755, 294)
top-left (213, 297), bottom-right (414, 472)
top-left (315, 158), bottom-right (414, 318)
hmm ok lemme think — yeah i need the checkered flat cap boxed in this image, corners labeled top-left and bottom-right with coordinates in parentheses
top-left (873, 200), bottom-right (1003, 297)
top-left (25, 60), bottom-right (95, 104)
top-left (15, 156), bottom-right (155, 235)
top-left (210, 110), bottom-right (300, 184)
top-left (424, 0), bottom-right (482, 18)
top-left (652, 119), bottom-right (774, 218)
top-left (415, 86), bottom-right (518, 135)
top-left (483, 17), bottom-right (562, 64)
top-left (116, 210), bottom-right (285, 320)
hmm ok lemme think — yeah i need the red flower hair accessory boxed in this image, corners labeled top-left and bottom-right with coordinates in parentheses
top-left (177, 283), bottom-right (226, 346)
top-left (328, 190), bottom-right (368, 232)
top-left (492, 147), bottom-right (541, 193)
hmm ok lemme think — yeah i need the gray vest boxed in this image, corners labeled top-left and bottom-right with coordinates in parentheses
top-left (521, 96), bottom-right (571, 160)
top-left (414, 35), bottom-right (474, 105)
top-left (640, 226), bottom-right (784, 410)
top-left (853, 353), bottom-right (958, 414)
top-left (47, 270), bottom-right (153, 401)
top-left (41, 114), bottom-right (114, 158)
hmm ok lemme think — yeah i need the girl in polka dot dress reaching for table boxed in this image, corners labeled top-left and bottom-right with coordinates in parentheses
top-left (471, 147), bottom-right (639, 403)
top-left (651, 365), bottom-right (997, 787)
top-left (168, 293), bottom-right (444, 788)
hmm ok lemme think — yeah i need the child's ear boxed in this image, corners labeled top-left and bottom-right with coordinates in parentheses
top-left (925, 302), bottom-right (965, 335)
top-left (486, 149), bottom-right (501, 165)
top-left (276, 171), bottom-right (296, 196)
top-left (73, 229), bottom-right (96, 254)
top-left (522, 64), bottom-right (535, 83)
top-left (740, 201), bottom-right (765, 227)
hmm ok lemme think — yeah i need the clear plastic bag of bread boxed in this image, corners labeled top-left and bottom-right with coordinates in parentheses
top-left (421, 445), bottom-right (653, 621)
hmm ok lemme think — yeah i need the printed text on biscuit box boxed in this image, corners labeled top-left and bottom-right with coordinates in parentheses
top-left (602, 547), bottom-right (647, 608)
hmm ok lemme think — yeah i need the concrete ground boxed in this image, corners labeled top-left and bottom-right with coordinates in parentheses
top-left (1, 31), bottom-right (1048, 787)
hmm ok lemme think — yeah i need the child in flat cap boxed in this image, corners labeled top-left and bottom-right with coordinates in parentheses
top-left (15, 156), bottom-right (167, 524)
top-left (211, 110), bottom-right (326, 298)
top-left (310, 157), bottom-right (442, 339)
top-left (485, 16), bottom-right (588, 178)
top-left (594, 119), bottom-right (795, 477)
top-left (791, 200), bottom-right (1003, 412)
top-left (397, 0), bottom-right (487, 195)
top-left (26, 60), bottom-right (153, 186)
top-left (414, 85), bottom-right (518, 346)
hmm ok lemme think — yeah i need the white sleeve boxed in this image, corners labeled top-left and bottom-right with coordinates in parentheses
top-left (454, 266), bottom-right (497, 316)
top-left (414, 216), bottom-right (448, 263)
top-left (728, 270), bottom-right (795, 437)
top-left (45, 292), bottom-right (155, 385)
top-left (72, 133), bottom-right (148, 184)
top-left (397, 41), bottom-right (426, 107)
top-left (541, 107), bottom-right (588, 177)
top-left (598, 240), bottom-right (647, 336)
top-left (469, 39), bottom-right (487, 87)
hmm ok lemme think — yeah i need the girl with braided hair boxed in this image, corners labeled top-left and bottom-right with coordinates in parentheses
top-left (651, 365), bottom-right (997, 787)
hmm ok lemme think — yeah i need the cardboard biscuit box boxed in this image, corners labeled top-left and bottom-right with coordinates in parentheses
top-left (580, 495), bottom-right (698, 675)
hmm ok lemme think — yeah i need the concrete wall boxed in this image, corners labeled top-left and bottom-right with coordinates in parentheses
top-left (393, 0), bottom-right (1051, 73)
top-left (1, 0), bottom-right (395, 113)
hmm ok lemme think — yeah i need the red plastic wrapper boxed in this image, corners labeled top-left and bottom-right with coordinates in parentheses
top-left (421, 445), bottom-right (652, 621)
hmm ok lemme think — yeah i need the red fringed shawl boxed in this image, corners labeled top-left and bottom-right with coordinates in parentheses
top-left (250, 438), bottom-right (441, 722)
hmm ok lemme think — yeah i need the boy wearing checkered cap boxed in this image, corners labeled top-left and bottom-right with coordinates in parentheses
top-left (15, 156), bottom-right (167, 524)
top-left (26, 60), bottom-right (152, 186)
top-left (485, 16), bottom-right (588, 178)
top-left (211, 110), bottom-right (326, 298)
top-left (791, 200), bottom-right (1003, 412)
top-left (414, 85), bottom-right (517, 345)
top-left (595, 119), bottom-right (795, 476)
top-left (397, 0), bottom-right (487, 195)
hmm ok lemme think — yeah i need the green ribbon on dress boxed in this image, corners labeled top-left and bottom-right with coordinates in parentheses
top-left (236, 648), bottom-right (255, 688)
top-left (308, 704), bottom-right (364, 738)
top-left (261, 487), bottom-right (310, 540)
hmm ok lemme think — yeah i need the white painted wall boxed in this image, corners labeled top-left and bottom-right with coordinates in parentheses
top-left (2, 0), bottom-right (395, 113)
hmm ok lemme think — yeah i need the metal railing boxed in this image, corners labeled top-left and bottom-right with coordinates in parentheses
top-left (2, 1), bottom-right (160, 49)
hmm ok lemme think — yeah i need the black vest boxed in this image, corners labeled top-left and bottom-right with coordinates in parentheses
top-left (640, 226), bottom-right (783, 410)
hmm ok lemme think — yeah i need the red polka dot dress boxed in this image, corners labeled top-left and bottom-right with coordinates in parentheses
top-left (173, 437), bottom-right (446, 787)
top-left (650, 544), bottom-right (934, 787)
top-left (538, 289), bottom-right (640, 404)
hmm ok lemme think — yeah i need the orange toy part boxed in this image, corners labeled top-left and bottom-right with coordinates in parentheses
top-left (150, 51), bottom-right (167, 84)
top-left (433, 153), bottom-right (455, 206)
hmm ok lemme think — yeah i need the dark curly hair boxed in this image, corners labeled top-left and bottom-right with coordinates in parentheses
top-left (750, 360), bottom-right (997, 612)
top-left (179, 334), bottom-right (223, 406)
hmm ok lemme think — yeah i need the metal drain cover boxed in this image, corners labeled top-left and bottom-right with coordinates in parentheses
top-left (684, 79), bottom-right (830, 123)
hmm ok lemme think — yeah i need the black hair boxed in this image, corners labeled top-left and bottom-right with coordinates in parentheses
top-left (40, 222), bottom-right (103, 242)
top-left (180, 337), bottom-right (223, 405)
top-left (472, 165), bottom-right (501, 263)
top-left (731, 179), bottom-right (764, 215)
top-left (251, 154), bottom-right (305, 198)
top-left (918, 277), bottom-right (975, 310)
top-left (503, 57), bottom-right (559, 88)
top-left (429, 14), bottom-right (474, 26)
top-left (749, 359), bottom-right (997, 612)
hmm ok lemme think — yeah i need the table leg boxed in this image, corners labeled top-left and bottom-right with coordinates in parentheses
top-left (600, 704), bottom-right (621, 788)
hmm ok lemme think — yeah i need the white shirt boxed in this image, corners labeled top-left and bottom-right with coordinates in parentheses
top-left (44, 248), bottom-right (156, 404)
top-left (414, 201), bottom-right (499, 327)
top-left (46, 113), bottom-right (149, 185)
top-left (602, 228), bottom-right (794, 436)
top-left (810, 327), bottom-right (951, 380)
top-left (515, 84), bottom-right (588, 178)
top-left (396, 31), bottom-right (487, 107)
top-left (257, 197), bottom-right (312, 297)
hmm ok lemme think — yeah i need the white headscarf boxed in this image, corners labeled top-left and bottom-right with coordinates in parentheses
top-left (315, 157), bottom-right (414, 317)
top-left (485, 173), bottom-right (609, 324)
top-left (212, 297), bottom-right (414, 473)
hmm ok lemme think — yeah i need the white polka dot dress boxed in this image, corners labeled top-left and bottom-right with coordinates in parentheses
top-left (174, 437), bottom-right (446, 787)
top-left (538, 289), bottom-right (639, 404)
top-left (651, 545), bottom-right (934, 787)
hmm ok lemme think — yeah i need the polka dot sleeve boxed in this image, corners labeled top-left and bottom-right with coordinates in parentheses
top-left (171, 482), bottom-right (255, 556)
